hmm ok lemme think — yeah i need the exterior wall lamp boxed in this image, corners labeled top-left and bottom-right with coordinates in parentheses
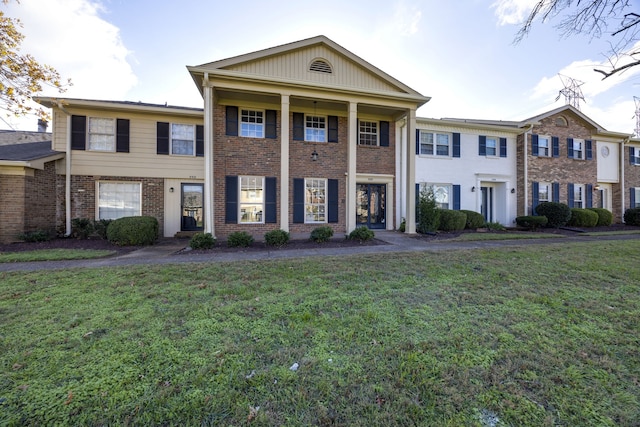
top-left (311, 150), bottom-right (318, 161)
top-left (511, 188), bottom-right (515, 194)
top-left (169, 187), bottom-right (175, 193)
top-left (471, 186), bottom-right (475, 192)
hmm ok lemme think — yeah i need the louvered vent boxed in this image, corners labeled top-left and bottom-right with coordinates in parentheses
top-left (309, 59), bottom-right (332, 74)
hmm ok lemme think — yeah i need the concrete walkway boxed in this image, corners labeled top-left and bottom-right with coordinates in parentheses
top-left (1, 230), bottom-right (639, 272)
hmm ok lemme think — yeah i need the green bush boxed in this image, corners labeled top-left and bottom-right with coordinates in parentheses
top-left (535, 202), bottom-right (571, 228)
top-left (587, 208), bottom-right (613, 226)
top-left (417, 186), bottom-right (440, 233)
top-left (624, 208), bottom-right (640, 226)
top-left (486, 222), bottom-right (506, 231)
top-left (516, 215), bottom-right (548, 230)
top-left (438, 210), bottom-right (467, 232)
top-left (106, 216), bottom-right (158, 246)
top-left (398, 218), bottom-right (406, 233)
top-left (227, 231), bottom-right (254, 248)
top-left (71, 218), bottom-right (94, 239)
top-left (264, 229), bottom-right (290, 247)
top-left (18, 230), bottom-right (51, 242)
top-left (568, 208), bottom-right (598, 227)
top-left (189, 232), bottom-right (216, 249)
top-left (460, 210), bottom-right (485, 229)
top-left (348, 226), bottom-right (375, 242)
top-left (93, 219), bottom-right (112, 239)
top-left (310, 226), bottom-right (334, 243)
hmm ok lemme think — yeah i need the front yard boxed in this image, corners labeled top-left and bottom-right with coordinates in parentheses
top-left (1, 240), bottom-right (639, 425)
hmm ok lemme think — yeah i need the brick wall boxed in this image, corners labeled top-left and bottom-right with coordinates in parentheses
top-left (25, 162), bottom-right (57, 234)
top-left (625, 145), bottom-right (640, 213)
top-left (0, 175), bottom-right (26, 243)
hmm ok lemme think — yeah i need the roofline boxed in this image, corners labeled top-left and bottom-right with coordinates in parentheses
top-left (34, 97), bottom-right (204, 117)
top-left (0, 152), bottom-right (64, 169)
top-left (417, 117), bottom-right (525, 134)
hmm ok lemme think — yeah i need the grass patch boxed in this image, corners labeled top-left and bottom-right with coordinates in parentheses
top-left (443, 232), bottom-right (565, 242)
top-left (1, 241), bottom-right (639, 425)
top-left (0, 249), bottom-right (116, 263)
top-left (582, 230), bottom-right (640, 236)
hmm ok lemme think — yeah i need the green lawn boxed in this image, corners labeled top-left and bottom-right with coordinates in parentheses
top-left (1, 240), bottom-right (638, 426)
top-left (0, 249), bottom-right (116, 263)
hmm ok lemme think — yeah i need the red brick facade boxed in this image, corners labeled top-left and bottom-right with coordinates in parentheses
top-left (625, 144), bottom-right (640, 210)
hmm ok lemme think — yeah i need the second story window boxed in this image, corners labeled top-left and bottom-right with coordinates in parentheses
top-left (359, 121), bottom-right (378, 146)
top-left (305, 115), bottom-right (326, 142)
top-left (171, 124), bottom-right (195, 156)
top-left (538, 136), bottom-right (550, 157)
top-left (486, 137), bottom-right (497, 156)
top-left (240, 109), bottom-right (264, 138)
top-left (88, 117), bottom-right (115, 151)
top-left (572, 139), bottom-right (584, 159)
top-left (419, 131), bottom-right (450, 156)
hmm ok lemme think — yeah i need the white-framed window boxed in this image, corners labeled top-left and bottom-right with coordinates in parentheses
top-left (573, 184), bottom-right (584, 208)
top-left (88, 117), bottom-right (115, 151)
top-left (632, 147), bottom-right (640, 165)
top-left (240, 109), bottom-right (264, 138)
top-left (305, 115), bottom-right (326, 142)
top-left (305, 178), bottom-right (327, 223)
top-left (538, 136), bottom-right (550, 157)
top-left (239, 176), bottom-right (264, 224)
top-left (572, 139), bottom-right (584, 159)
top-left (634, 188), bottom-right (640, 208)
top-left (97, 181), bottom-right (141, 220)
top-left (419, 131), bottom-right (450, 156)
top-left (420, 182), bottom-right (452, 209)
top-left (538, 182), bottom-right (551, 203)
top-left (359, 120), bottom-right (378, 146)
top-left (486, 137), bottom-right (497, 156)
top-left (171, 123), bottom-right (195, 156)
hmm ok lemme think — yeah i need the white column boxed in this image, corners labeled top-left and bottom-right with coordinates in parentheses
top-left (280, 94), bottom-right (290, 232)
top-left (405, 108), bottom-right (417, 234)
top-left (203, 75), bottom-right (215, 237)
top-left (346, 102), bottom-right (358, 233)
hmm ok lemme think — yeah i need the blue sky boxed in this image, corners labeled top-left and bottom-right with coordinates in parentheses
top-left (3, 0), bottom-right (640, 134)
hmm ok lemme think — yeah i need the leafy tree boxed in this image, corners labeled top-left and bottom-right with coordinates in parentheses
top-left (514, 0), bottom-right (639, 79)
top-left (0, 3), bottom-right (69, 120)
top-left (417, 185), bottom-right (440, 234)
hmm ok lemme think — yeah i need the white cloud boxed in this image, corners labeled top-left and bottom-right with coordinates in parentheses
top-left (491, 0), bottom-right (539, 26)
top-left (391, 1), bottom-right (422, 36)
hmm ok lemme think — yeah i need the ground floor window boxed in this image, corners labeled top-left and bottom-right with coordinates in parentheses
top-left (573, 184), bottom-right (584, 208)
top-left (305, 178), bottom-right (327, 223)
top-left (538, 182), bottom-right (551, 203)
top-left (239, 176), bottom-right (264, 223)
top-left (97, 181), bottom-right (141, 220)
top-left (420, 183), bottom-right (452, 209)
top-left (634, 187), bottom-right (640, 208)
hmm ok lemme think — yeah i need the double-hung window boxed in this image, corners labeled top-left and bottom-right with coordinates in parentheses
top-left (538, 136), bottom-right (550, 157)
top-left (88, 117), bottom-right (115, 151)
top-left (419, 131), bottom-right (450, 156)
top-left (240, 109), bottom-right (264, 138)
top-left (420, 183), bottom-right (451, 209)
top-left (171, 124), bottom-right (195, 155)
top-left (305, 116), bottom-right (326, 142)
top-left (538, 182), bottom-right (551, 203)
top-left (573, 184), bottom-right (584, 208)
top-left (239, 176), bottom-right (264, 224)
top-left (97, 181), bottom-right (141, 220)
top-left (632, 147), bottom-right (640, 165)
top-left (305, 178), bottom-right (327, 223)
top-left (572, 139), bottom-right (584, 159)
top-left (634, 188), bottom-right (640, 208)
top-left (485, 137), bottom-right (497, 156)
top-left (359, 121), bottom-right (378, 146)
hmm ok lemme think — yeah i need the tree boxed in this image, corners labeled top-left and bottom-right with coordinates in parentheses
top-left (0, 6), bottom-right (69, 120)
top-left (514, 0), bottom-right (640, 79)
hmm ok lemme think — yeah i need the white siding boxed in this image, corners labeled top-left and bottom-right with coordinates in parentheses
top-left (596, 141), bottom-right (619, 183)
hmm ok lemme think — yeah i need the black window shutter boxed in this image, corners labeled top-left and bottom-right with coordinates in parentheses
top-left (116, 119), bottom-right (130, 153)
top-left (552, 137), bottom-right (560, 157)
top-left (452, 133), bottom-right (460, 157)
top-left (531, 134), bottom-right (538, 156)
top-left (630, 146), bottom-right (636, 165)
top-left (293, 113), bottom-right (304, 141)
top-left (452, 185), bottom-right (461, 210)
top-left (265, 110), bottom-right (277, 139)
top-left (567, 138), bottom-right (574, 158)
top-left (499, 138), bottom-right (507, 157)
top-left (293, 178), bottom-right (305, 223)
top-left (415, 183), bottom-right (420, 222)
top-left (225, 176), bottom-right (238, 223)
top-left (415, 129), bottom-right (420, 155)
top-left (379, 121), bottom-right (390, 147)
top-left (328, 179), bottom-right (339, 223)
top-left (71, 115), bottom-right (86, 150)
top-left (585, 140), bottom-right (592, 160)
top-left (328, 115), bottom-right (339, 143)
top-left (631, 188), bottom-right (636, 209)
top-left (568, 183), bottom-right (575, 207)
top-left (195, 125), bottom-right (204, 157)
top-left (265, 177), bottom-right (277, 223)
top-left (156, 122), bottom-right (169, 155)
top-left (532, 182), bottom-right (539, 214)
top-left (586, 184), bottom-right (593, 207)
top-left (479, 135), bottom-right (486, 156)
top-left (225, 106), bottom-right (238, 136)
top-left (552, 182), bottom-right (560, 203)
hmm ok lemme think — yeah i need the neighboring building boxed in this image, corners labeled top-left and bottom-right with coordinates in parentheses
top-left (627, 137), bottom-right (640, 210)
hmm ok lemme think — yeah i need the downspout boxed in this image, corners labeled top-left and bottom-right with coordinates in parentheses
top-left (621, 136), bottom-right (629, 222)
top-left (55, 101), bottom-right (73, 237)
top-left (523, 124), bottom-right (533, 215)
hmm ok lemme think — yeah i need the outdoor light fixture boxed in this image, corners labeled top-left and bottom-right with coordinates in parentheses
top-left (169, 187), bottom-right (174, 193)
top-left (594, 184), bottom-right (601, 191)
top-left (471, 186), bottom-right (475, 192)
top-left (511, 188), bottom-right (515, 194)
top-left (311, 150), bottom-right (318, 161)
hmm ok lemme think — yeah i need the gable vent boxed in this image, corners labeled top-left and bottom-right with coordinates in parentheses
top-left (309, 59), bottom-right (333, 74)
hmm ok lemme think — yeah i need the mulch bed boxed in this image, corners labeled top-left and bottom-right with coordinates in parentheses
top-left (183, 237), bottom-right (387, 254)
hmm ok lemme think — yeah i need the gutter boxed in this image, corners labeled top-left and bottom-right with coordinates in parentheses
top-left (55, 101), bottom-right (73, 237)
top-left (522, 124), bottom-right (534, 215)
top-left (622, 137), bottom-right (629, 222)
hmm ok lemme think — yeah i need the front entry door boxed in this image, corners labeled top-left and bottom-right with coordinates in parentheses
top-left (481, 186), bottom-right (493, 223)
top-left (181, 183), bottom-right (204, 231)
top-left (356, 184), bottom-right (386, 229)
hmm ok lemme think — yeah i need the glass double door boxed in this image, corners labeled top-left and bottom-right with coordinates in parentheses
top-left (181, 183), bottom-right (204, 231)
top-left (356, 184), bottom-right (386, 229)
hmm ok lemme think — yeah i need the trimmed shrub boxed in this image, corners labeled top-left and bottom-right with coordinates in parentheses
top-left (71, 218), bottom-right (94, 239)
top-left (568, 208), bottom-right (598, 227)
top-left (264, 229), bottom-right (290, 247)
top-left (18, 230), bottom-right (51, 242)
top-left (587, 208), bottom-right (613, 226)
top-left (399, 218), bottom-right (406, 233)
top-left (189, 232), bottom-right (216, 249)
top-left (486, 222), bottom-right (506, 231)
top-left (227, 231), bottom-right (254, 248)
top-left (348, 226), bottom-right (375, 242)
top-left (417, 186), bottom-right (440, 234)
top-left (624, 207), bottom-right (640, 226)
top-left (460, 210), bottom-right (485, 229)
top-left (535, 202), bottom-right (571, 228)
top-left (516, 215), bottom-right (548, 230)
top-left (310, 226), bottom-right (334, 243)
top-left (107, 216), bottom-right (158, 246)
top-left (438, 210), bottom-right (467, 232)
top-left (93, 219), bottom-right (112, 240)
